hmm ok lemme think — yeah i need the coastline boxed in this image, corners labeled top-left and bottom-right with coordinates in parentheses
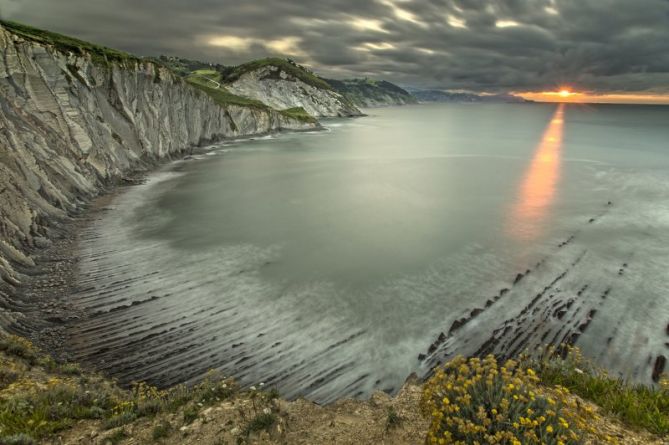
top-left (6, 127), bottom-right (324, 366)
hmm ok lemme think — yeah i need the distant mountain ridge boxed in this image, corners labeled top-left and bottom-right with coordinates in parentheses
top-left (407, 88), bottom-right (528, 103)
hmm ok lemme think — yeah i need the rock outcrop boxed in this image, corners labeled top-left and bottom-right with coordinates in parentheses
top-left (0, 23), bottom-right (318, 311)
top-left (223, 59), bottom-right (362, 117)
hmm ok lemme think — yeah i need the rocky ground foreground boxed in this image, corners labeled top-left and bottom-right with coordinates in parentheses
top-left (0, 334), bottom-right (666, 445)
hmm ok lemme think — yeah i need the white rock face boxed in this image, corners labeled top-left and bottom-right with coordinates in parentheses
top-left (0, 25), bottom-right (318, 311)
top-left (226, 65), bottom-right (361, 118)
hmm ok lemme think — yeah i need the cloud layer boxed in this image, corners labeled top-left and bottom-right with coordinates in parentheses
top-left (2, 0), bottom-right (669, 94)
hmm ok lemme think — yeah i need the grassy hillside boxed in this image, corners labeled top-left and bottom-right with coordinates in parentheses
top-left (186, 76), bottom-right (316, 123)
top-left (0, 20), bottom-right (140, 65)
top-left (157, 56), bottom-right (225, 77)
top-left (186, 75), bottom-right (269, 109)
top-left (326, 78), bottom-right (417, 107)
top-left (222, 57), bottom-right (333, 91)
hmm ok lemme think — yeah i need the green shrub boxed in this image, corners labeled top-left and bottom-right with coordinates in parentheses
top-left (386, 407), bottom-right (401, 430)
top-left (0, 336), bottom-right (38, 365)
top-left (0, 377), bottom-right (119, 438)
top-left (242, 412), bottom-right (276, 436)
top-left (183, 405), bottom-right (199, 424)
top-left (103, 412), bottom-right (137, 430)
top-left (104, 428), bottom-right (128, 445)
top-left (151, 420), bottom-right (172, 440)
top-left (0, 367), bottom-right (20, 389)
top-left (0, 433), bottom-right (37, 445)
top-left (59, 362), bottom-right (82, 376)
top-left (536, 347), bottom-right (669, 436)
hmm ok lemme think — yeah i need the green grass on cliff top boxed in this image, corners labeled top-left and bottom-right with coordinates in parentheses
top-left (186, 75), bottom-right (271, 109)
top-left (0, 20), bottom-right (139, 65)
top-left (278, 107), bottom-right (318, 124)
top-left (223, 57), bottom-right (333, 91)
top-left (1, 20), bottom-right (316, 122)
top-left (186, 76), bottom-right (316, 123)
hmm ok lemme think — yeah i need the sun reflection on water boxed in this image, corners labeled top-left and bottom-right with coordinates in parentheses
top-left (508, 104), bottom-right (565, 241)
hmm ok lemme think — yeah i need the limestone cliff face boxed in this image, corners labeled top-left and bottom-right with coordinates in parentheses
top-left (225, 65), bottom-right (362, 118)
top-left (0, 25), bottom-right (318, 305)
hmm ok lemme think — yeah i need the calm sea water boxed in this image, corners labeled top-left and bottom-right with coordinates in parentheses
top-left (69, 103), bottom-right (669, 401)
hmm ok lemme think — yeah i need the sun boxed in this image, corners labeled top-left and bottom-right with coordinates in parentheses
top-left (558, 89), bottom-right (572, 98)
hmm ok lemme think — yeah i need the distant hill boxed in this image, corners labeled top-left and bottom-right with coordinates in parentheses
top-left (161, 56), bottom-right (416, 110)
top-left (325, 78), bottom-right (417, 107)
top-left (159, 56), bottom-right (360, 117)
top-left (408, 88), bottom-right (528, 104)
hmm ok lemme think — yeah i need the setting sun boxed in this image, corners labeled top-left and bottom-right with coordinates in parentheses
top-left (559, 89), bottom-right (571, 98)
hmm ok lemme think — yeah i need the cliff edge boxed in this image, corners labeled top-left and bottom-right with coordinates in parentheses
top-left (0, 21), bottom-right (318, 318)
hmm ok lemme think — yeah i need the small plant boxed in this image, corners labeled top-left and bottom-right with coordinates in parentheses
top-left (264, 387), bottom-right (280, 401)
top-left (422, 355), bottom-right (596, 444)
top-left (105, 428), bottom-right (128, 445)
top-left (183, 405), bottom-right (199, 424)
top-left (0, 335), bottom-right (38, 364)
top-left (151, 420), bottom-right (172, 440)
top-left (385, 407), bottom-right (401, 431)
top-left (536, 346), bottom-right (669, 436)
top-left (0, 433), bottom-right (37, 445)
top-left (103, 412), bottom-right (138, 430)
top-left (59, 362), bottom-right (82, 375)
top-left (0, 362), bottom-right (20, 389)
top-left (242, 412), bottom-right (276, 437)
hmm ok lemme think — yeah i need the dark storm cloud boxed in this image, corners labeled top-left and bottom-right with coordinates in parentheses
top-left (2, 0), bottom-right (668, 93)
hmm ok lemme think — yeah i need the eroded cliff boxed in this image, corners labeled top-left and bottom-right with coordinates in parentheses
top-left (223, 59), bottom-right (362, 117)
top-left (0, 23), bottom-right (318, 317)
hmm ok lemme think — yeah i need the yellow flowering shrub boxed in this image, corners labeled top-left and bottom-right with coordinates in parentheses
top-left (421, 355), bottom-right (592, 444)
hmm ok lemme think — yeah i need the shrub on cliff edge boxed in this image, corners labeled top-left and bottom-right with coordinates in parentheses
top-left (421, 355), bottom-right (600, 444)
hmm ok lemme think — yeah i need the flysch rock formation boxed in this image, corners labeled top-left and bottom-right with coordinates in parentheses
top-left (225, 64), bottom-right (362, 117)
top-left (0, 23), bottom-right (320, 326)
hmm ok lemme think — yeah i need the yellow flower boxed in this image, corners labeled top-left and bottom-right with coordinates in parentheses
top-left (546, 425), bottom-right (554, 433)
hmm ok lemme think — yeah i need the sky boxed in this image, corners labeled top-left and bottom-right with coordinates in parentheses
top-left (2, 0), bottom-right (669, 103)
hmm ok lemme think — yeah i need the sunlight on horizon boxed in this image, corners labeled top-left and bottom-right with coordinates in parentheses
top-left (518, 91), bottom-right (669, 104)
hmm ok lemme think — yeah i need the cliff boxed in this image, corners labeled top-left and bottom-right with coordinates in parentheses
top-left (222, 58), bottom-right (362, 117)
top-left (326, 78), bottom-right (417, 108)
top-left (0, 22), bottom-right (319, 312)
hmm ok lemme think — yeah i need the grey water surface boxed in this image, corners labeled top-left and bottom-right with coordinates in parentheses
top-left (68, 103), bottom-right (669, 402)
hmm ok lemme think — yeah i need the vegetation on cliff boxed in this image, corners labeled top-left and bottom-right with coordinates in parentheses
top-left (1, 20), bottom-right (320, 125)
top-left (221, 57), bottom-right (333, 91)
top-left (185, 75), bottom-right (271, 109)
top-left (186, 75), bottom-right (317, 123)
top-left (0, 20), bottom-right (139, 65)
top-left (326, 78), bottom-right (417, 107)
